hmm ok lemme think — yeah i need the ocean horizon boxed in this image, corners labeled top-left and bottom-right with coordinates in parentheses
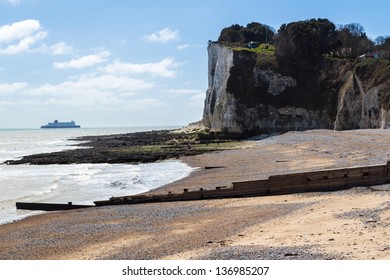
top-left (0, 126), bottom-right (194, 225)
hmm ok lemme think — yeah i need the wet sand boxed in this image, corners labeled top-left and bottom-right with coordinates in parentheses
top-left (0, 129), bottom-right (389, 260)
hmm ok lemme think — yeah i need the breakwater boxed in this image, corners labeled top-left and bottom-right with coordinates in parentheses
top-left (17, 161), bottom-right (390, 211)
top-left (96, 161), bottom-right (390, 205)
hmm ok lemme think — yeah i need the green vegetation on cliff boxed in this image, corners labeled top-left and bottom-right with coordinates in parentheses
top-left (233, 43), bottom-right (275, 55)
top-left (219, 18), bottom-right (390, 62)
top-left (219, 22), bottom-right (275, 45)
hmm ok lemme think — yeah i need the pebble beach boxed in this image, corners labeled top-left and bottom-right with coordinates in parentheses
top-left (0, 129), bottom-right (390, 260)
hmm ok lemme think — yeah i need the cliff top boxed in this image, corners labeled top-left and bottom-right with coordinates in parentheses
top-left (218, 19), bottom-right (390, 61)
top-left (232, 43), bottom-right (275, 56)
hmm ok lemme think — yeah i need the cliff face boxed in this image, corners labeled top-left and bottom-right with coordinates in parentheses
top-left (202, 43), bottom-right (390, 134)
top-left (202, 43), bottom-right (238, 132)
top-left (334, 59), bottom-right (390, 130)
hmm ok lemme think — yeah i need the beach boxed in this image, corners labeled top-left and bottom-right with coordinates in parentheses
top-left (0, 129), bottom-right (390, 260)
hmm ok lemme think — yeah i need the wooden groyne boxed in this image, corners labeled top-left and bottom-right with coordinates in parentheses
top-left (16, 202), bottom-right (94, 211)
top-left (94, 161), bottom-right (390, 206)
top-left (16, 161), bottom-right (390, 211)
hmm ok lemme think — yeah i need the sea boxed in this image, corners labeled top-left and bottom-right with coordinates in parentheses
top-left (0, 127), bottom-right (195, 225)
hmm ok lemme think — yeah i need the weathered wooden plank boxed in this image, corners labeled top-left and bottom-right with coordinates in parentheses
top-left (346, 178), bottom-right (389, 187)
top-left (16, 202), bottom-right (94, 211)
top-left (22, 161), bottom-right (390, 210)
top-left (306, 180), bottom-right (346, 189)
top-left (270, 165), bottom-right (386, 180)
top-left (269, 173), bottom-right (307, 182)
top-left (233, 180), bottom-right (267, 189)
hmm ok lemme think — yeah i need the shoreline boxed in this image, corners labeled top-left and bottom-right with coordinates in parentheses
top-left (4, 129), bottom-right (244, 165)
top-left (1, 129), bottom-right (390, 259)
top-left (0, 159), bottom-right (193, 225)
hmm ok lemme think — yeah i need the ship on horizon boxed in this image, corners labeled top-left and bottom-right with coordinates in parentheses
top-left (41, 120), bottom-right (81, 129)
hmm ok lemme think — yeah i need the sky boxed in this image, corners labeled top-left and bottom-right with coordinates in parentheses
top-left (1, 0), bottom-right (390, 128)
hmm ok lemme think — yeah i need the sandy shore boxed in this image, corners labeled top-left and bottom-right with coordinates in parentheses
top-left (0, 129), bottom-right (390, 260)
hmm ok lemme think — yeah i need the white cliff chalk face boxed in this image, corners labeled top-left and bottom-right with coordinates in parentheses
top-left (334, 71), bottom-right (363, 130)
top-left (360, 84), bottom-right (384, 128)
top-left (203, 43), bottom-right (241, 132)
top-left (202, 43), bottom-right (390, 134)
top-left (335, 73), bottom-right (389, 130)
top-left (380, 108), bottom-right (390, 128)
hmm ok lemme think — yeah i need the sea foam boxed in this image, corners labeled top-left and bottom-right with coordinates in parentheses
top-left (0, 127), bottom-right (192, 224)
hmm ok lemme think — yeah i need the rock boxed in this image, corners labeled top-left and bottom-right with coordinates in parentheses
top-left (284, 252), bottom-right (299, 257)
top-left (202, 42), bottom-right (390, 134)
top-left (5, 130), bottom-right (234, 165)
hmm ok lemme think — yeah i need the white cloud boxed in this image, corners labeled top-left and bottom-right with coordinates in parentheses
top-left (48, 42), bottom-right (73, 55)
top-left (177, 43), bottom-right (203, 50)
top-left (0, 100), bottom-right (13, 105)
top-left (177, 44), bottom-right (190, 50)
top-left (125, 98), bottom-right (165, 109)
top-left (102, 57), bottom-right (180, 78)
top-left (0, 19), bottom-right (47, 54)
top-left (163, 88), bottom-right (204, 95)
top-left (0, 82), bottom-right (28, 94)
top-left (162, 88), bottom-right (205, 109)
top-left (143, 28), bottom-right (179, 43)
top-left (189, 92), bottom-right (206, 103)
top-left (0, 73), bottom-right (156, 110)
top-left (5, 0), bottom-right (21, 6)
top-left (0, 19), bottom-right (74, 55)
top-left (31, 74), bottom-right (153, 97)
top-left (53, 50), bottom-right (110, 69)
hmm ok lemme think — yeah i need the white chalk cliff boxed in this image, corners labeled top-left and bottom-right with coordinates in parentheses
top-left (202, 42), bottom-right (390, 134)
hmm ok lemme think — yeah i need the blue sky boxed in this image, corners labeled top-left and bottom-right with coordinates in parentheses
top-left (1, 0), bottom-right (390, 128)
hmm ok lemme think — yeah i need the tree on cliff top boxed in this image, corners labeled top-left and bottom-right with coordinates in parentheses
top-left (275, 18), bottom-right (338, 66)
top-left (336, 23), bottom-right (374, 58)
top-left (218, 19), bottom-right (379, 61)
top-left (376, 36), bottom-right (390, 59)
top-left (218, 22), bottom-right (275, 44)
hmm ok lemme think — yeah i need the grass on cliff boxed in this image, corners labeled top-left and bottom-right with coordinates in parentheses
top-left (232, 43), bottom-right (277, 68)
top-left (233, 43), bottom-right (275, 55)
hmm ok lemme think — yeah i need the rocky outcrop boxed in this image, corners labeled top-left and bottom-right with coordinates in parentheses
top-left (202, 42), bottom-right (390, 134)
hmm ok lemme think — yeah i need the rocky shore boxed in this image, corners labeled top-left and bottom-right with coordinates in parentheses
top-left (5, 129), bottom-right (242, 165)
top-left (0, 129), bottom-right (390, 260)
